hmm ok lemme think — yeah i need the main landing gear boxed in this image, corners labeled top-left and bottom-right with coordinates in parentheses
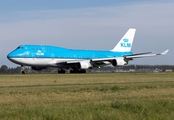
top-left (58, 68), bottom-right (66, 74)
top-left (70, 69), bottom-right (86, 74)
top-left (58, 68), bottom-right (86, 74)
top-left (21, 66), bottom-right (27, 74)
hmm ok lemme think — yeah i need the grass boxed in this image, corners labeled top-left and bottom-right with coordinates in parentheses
top-left (0, 73), bottom-right (174, 87)
top-left (0, 73), bottom-right (174, 119)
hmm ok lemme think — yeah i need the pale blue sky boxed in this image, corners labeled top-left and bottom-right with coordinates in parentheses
top-left (0, 0), bottom-right (165, 12)
top-left (0, 0), bottom-right (173, 67)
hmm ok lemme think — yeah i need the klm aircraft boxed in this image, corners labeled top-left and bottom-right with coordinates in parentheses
top-left (7, 28), bottom-right (169, 74)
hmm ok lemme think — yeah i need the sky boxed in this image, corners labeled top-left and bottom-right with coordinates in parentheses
top-left (0, 0), bottom-right (173, 67)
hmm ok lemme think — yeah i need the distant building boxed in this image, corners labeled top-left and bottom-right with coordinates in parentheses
top-left (165, 69), bottom-right (173, 72)
top-left (129, 69), bottom-right (135, 72)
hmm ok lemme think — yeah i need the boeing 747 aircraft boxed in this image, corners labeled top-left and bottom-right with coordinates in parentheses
top-left (7, 28), bottom-right (169, 74)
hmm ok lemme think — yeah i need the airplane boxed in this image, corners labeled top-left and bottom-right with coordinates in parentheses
top-left (7, 28), bottom-right (169, 74)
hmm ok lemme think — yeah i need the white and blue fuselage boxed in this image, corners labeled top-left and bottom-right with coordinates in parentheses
top-left (7, 28), bottom-right (168, 73)
top-left (7, 45), bottom-right (132, 67)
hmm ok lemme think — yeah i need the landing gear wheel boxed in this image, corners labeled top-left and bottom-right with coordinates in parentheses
top-left (58, 69), bottom-right (65, 74)
top-left (22, 71), bottom-right (27, 74)
top-left (78, 70), bottom-right (86, 73)
top-left (21, 66), bottom-right (27, 74)
top-left (70, 70), bottom-right (74, 73)
top-left (70, 69), bottom-right (78, 73)
top-left (70, 69), bottom-right (86, 74)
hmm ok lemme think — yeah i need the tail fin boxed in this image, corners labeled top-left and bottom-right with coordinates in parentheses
top-left (111, 28), bottom-right (136, 52)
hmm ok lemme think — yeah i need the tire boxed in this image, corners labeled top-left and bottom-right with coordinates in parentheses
top-left (22, 71), bottom-right (26, 74)
top-left (58, 70), bottom-right (65, 74)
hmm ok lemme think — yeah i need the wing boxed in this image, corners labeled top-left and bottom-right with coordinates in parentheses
top-left (124, 49), bottom-right (169, 59)
top-left (49, 50), bottom-right (169, 68)
top-left (91, 50), bottom-right (169, 64)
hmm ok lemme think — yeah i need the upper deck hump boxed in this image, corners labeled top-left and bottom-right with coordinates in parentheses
top-left (18, 45), bottom-right (69, 51)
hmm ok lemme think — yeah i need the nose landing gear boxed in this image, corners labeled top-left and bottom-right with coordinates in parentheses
top-left (21, 66), bottom-right (27, 74)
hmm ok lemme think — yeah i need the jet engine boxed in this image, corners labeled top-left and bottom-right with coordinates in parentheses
top-left (76, 61), bottom-right (93, 69)
top-left (31, 67), bottom-right (47, 70)
top-left (111, 57), bottom-right (128, 66)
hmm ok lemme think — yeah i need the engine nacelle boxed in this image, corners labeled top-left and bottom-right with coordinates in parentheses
top-left (76, 61), bottom-right (92, 69)
top-left (111, 57), bottom-right (128, 66)
top-left (31, 67), bottom-right (47, 70)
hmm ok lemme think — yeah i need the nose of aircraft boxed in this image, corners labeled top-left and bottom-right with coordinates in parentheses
top-left (7, 50), bottom-right (22, 65)
top-left (7, 50), bottom-right (18, 61)
top-left (7, 52), bottom-right (14, 61)
top-left (7, 49), bottom-right (20, 58)
top-left (7, 52), bottom-right (12, 58)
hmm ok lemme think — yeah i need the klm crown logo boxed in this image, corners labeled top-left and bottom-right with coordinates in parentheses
top-left (120, 38), bottom-right (131, 48)
top-left (123, 38), bottom-right (129, 42)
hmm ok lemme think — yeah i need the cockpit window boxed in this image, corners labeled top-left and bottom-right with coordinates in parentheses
top-left (17, 47), bottom-right (24, 49)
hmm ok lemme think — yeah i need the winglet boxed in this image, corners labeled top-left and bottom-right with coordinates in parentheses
top-left (161, 50), bottom-right (169, 55)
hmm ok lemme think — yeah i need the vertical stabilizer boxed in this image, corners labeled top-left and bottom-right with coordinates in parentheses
top-left (111, 28), bottom-right (136, 52)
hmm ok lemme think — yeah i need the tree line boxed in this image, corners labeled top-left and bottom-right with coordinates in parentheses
top-left (0, 65), bottom-right (173, 74)
top-left (0, 65), bottom-right (21, 74)
top-left (122, 65), bottom-right (174, 70)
